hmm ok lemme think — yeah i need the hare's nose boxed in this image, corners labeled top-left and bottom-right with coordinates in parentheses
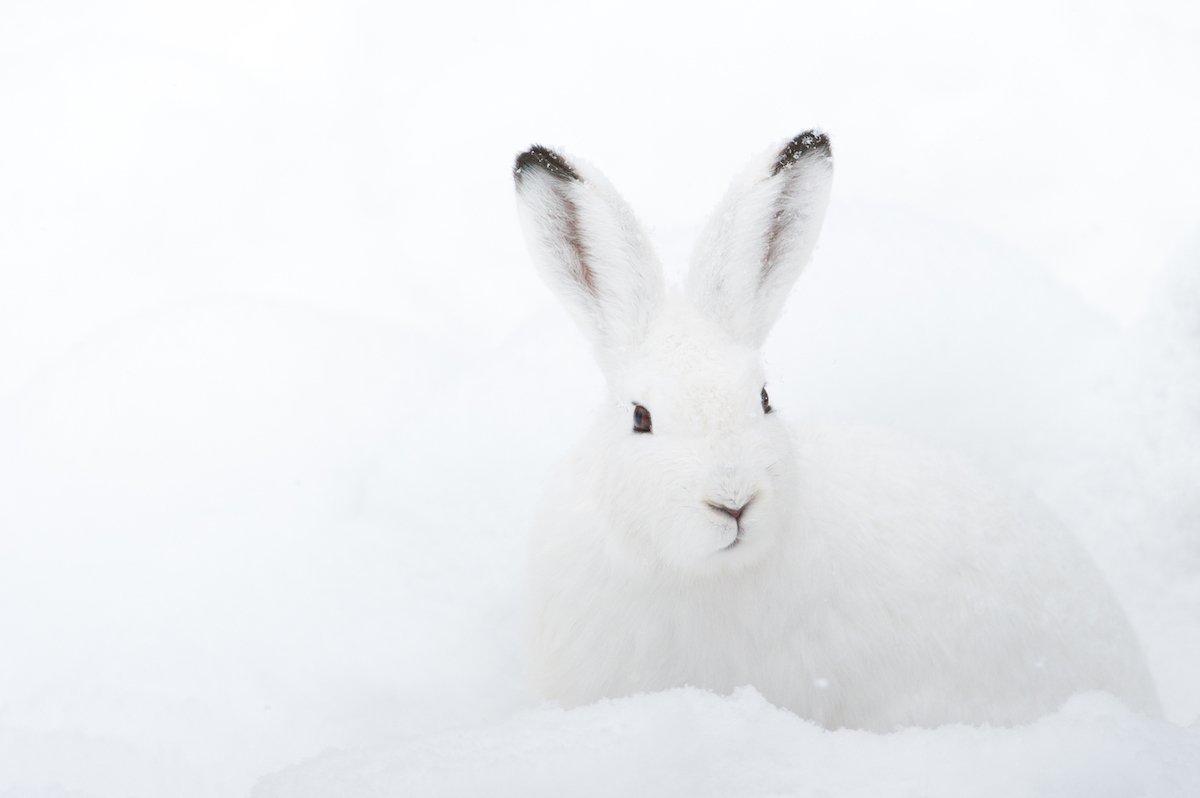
top-left (710, 501), bottom-right (748, 521)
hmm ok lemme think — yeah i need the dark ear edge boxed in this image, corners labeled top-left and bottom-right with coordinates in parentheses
top-left (514, 145), bottom-right (581, 184)
top-left (770, 130), bottom-right (831, 177)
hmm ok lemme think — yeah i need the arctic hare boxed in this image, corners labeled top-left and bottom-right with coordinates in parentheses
top-left (513, 132), bottom-right (1159, 730)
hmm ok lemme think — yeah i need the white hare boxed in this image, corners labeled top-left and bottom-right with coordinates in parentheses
top-left (512, 132), bottom-right (1160, 730)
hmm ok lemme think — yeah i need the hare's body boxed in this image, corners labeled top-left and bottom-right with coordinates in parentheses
top-left (530, 416), bottom-right (1158, 729)
top-left (513, 134), bottom-right (1159, 728)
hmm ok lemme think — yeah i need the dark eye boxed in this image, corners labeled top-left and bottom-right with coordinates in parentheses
top-left (633, 405), bottom-right (652, 433)
top-left (761, 387), bottom-right (771, 413)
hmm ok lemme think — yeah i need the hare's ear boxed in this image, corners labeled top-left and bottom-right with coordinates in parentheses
top-left (514, 146), bottom-right (664, 373)
top-left (687, 131), bottom-right (833, 347)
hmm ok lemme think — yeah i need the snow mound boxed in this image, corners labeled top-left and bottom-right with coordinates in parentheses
top-left (254, 688), bottom-right (1199, 798)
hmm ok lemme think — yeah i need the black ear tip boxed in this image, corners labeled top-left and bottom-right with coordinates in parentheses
top-left (514, 145), bottom-right (581, 184)
top-left (772, 130), bottom-right (831, 176)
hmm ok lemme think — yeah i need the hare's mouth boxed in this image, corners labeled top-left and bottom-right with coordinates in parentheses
top-left (707, 500), bottom-right (750, 551)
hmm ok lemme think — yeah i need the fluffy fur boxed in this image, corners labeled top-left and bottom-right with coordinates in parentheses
top-left (513, 133), bottom-right (1160, 730)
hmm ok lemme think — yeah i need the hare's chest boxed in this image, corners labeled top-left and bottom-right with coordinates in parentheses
top-left (532, 559), bottom-right (824, 708)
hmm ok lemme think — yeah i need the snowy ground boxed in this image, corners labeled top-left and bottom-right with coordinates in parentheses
top-left (1, 1), bottom-right (1199, 795)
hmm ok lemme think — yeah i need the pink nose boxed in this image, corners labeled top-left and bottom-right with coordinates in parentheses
top-left (711, 503), bottom-right (747, 521)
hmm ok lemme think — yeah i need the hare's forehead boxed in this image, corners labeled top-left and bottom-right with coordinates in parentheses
top-left (625, 311), bottom-right (762, 401)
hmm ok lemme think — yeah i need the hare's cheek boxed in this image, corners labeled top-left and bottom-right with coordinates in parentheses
top-left (650, 512), bottom-right (716, 570)
top-left (647, 502), bottom-right (737, 570)
top-left (597, 455), bottom-right (671, 555)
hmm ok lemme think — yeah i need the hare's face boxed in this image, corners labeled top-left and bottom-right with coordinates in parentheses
top-left (514, 132), bottom-right (832, 575)
top-left (599, 305), bottom-right (796, 574)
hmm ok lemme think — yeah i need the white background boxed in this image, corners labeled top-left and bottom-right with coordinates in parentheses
top-left (1, 1), bottom-right (1198, 795)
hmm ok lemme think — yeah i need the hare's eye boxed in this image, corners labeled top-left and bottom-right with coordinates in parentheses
top-left (633, 405), bottom-right (652, 433)
top-left (761, 387), bottom-right (772, 414)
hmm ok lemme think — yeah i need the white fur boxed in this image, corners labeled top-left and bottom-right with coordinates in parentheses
top-left (513, 135), bottom-right (1160, 729)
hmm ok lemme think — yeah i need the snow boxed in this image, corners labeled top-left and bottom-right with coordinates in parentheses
top-left (1, 0), bottom-right (1200, 796)
top-left (252, 689), bottom-right (1199, 798)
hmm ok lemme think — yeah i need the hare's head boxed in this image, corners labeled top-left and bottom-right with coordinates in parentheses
top-left (514, 133), bottom-right (833, 575)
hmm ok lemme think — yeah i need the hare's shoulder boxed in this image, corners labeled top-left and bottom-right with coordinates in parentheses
top-left (789, 421), bottom-right (1098, 591)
